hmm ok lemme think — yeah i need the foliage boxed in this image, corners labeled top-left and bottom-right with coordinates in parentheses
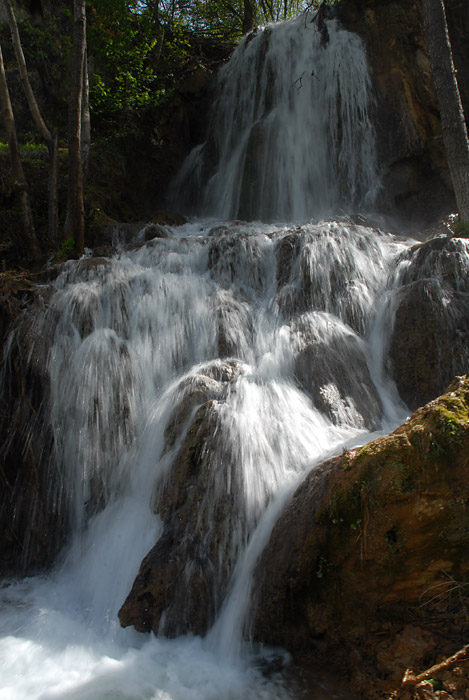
top-left (452, 220), bottom-right (469, 238)
top-left (57, 236), bottom-right (77, 260)
top-left (18, 10), bottom-right (72, 127)
top-left (87, 0), bottom-right (167, 117)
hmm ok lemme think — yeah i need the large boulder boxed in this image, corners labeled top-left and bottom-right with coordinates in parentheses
top-left (119, 360), bottom-right (247, 636)
top-left (388, 236), bottom-right (469, 409)
top-left (251, 375), bottom-right (469, 697)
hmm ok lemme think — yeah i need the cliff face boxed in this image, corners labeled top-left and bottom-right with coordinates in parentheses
top-left (338, 0), bottom-right (469, 230)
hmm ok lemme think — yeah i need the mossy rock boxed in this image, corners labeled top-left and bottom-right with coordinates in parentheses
top-left (252, 375), bottom-right (469, 680)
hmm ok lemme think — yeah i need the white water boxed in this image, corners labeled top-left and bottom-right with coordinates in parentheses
top-left (0, 219), bottom-right (411, 700)
top-left (1, 12), bottom-right (414, 700)
top-left (172, 13), bottom-right (378, 221)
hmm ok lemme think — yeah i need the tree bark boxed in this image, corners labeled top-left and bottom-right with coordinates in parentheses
top-left (81, 46), bottom-right (91, 180)
top-left (2, 0), bottom-right (59, 240)
top-left (48, 130), bottom-right (58, 241)
top-left (242, 0), bottom-right (256, 33)
top-left (0, 41), bottom-right (38, 255)
top-left (422, 0), bottom-right (469, 222)
top-left (65, 0), bottom-right (87, 255)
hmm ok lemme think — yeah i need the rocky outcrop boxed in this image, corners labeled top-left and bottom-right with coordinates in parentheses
top-left (388, 236), bottom-right (469, 409)
top-left (0, 273), bottom-right (61, 576)
top-left (252, 375), bottom-right (469, 698)
top-left (291, 313), bottom-right (382, 429)
top-left (119, 360), bottom-right (248, 636)
top-left (338, 0), bottom-right (468, 229)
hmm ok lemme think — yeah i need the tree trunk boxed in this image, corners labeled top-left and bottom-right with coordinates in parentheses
top-left (47, 130), bottom-right (58, 241)
top-left (65, 0), bottom-right (87, 255)
top-left (422, 0), bottom-right (469, 222)
top-left (3, 0), bottom-right (59, 240)
top-left (0, 41), bottom-right (38, 255)
top-left (242, 0), bottom-right (255, 33)
top-left (81, 46), bottom-right (90, 180)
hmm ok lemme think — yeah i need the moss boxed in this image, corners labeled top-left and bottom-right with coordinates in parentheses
top-left (452, 221), bottom-right (469, 238)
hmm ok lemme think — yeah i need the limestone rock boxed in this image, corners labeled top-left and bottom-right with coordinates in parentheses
top-left (119, 360), bottom-right (247, 636)
top-left (388, 237), bottom-right (469, 409)
top-left (291, 313), bottom-right (382, 429)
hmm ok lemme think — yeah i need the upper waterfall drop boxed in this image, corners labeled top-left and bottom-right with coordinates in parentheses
top-left (172, 11), bottom-right (378, 222)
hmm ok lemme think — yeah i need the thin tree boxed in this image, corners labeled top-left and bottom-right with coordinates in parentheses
top-left (65, 0), bottom-right (87, 255)
top-left (242, 0), bottom-right (256, 33)
top-left (0, 40), bottom-right (38, 255)
top-left (2, 0), bottom-right (58, 240)
top-left (422, 0), bottom-right (469, 222)
top-left (81, 46), bottom-right (91, 180)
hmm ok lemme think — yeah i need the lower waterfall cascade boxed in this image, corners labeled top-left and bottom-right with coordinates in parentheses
top-left (1, 10), bottom-right (469, 700)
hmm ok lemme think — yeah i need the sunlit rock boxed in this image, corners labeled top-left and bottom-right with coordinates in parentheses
top-left (252, 375), bottom-right (469, 684)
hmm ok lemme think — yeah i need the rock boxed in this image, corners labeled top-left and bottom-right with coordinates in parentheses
top-left (214, 290), bottom-right (253, 358)
top-left (119, 360), bottom-right (247, 636)
top-left (338, 0), bottom-right (463, 229)
top-left (143, 223), bottom-right (169, 241)
top-left (0, 273), bottom-right (60, 576)
top-left (99, 222), bottom-right (146, 245)
top-left (162, 360), bottom-right (245, 451)
top-left (251, 375), bottom-right (469, 690)
top-left (388, 237), bottom-right (469, 409)
top-left (377, 626), bottom-right (435, 678)
top-left (150, 210), bottom-right (187, 227)
top-left (291, 312), bottom-right (382, 429)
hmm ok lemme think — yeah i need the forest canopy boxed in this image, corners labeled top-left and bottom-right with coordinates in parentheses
top-left (3, 0), bottom-right (330, 124)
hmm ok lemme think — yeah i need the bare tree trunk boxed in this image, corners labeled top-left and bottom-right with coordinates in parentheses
top-left (65, 0), bottom-right (86, 255)
top-left (0, 41), bottom-right (38, 255)
top-left (422, 0), bottom-right (469, 222)
top-left (242, 0), bottom-right (255, 34)
top-left (2, 0), bottom-right (59, 240)
top-left (48, 130), bottom-right (58, 241)
top-left (81, 46), bottom-right (90, 180)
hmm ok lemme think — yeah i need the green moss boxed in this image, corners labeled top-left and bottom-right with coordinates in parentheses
top-left (56, 237), bottom-right (77, 262)
top-left (452, 221), bottom-right (469, 238)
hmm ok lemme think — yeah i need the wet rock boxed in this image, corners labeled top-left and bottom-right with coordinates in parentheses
top-left (150, 209), bottom-right (187, 227)
top-left (162, 359), bottom-right (245, 451)
top-left (208, 231), bottom-right (268, 294)
top-left (252, 375), bottom-right (469, 694)
top-left (338, 0), bottom-right (459, 229)
top-left (389, 237), bottom-right (469, 409)
top-left (214, 290), bottom-right (253, 358)
top-left (275, 224), bottom-right (387, 336)
top-left (99, 222), bottom-right (145, 246)
top-left (292, 313), bottom-right (382, 429)
top-left (0, 274), bottom-right (60, 576)
top-left (119, 361), bottom-right (247, 636)
top-left (143, 223), bottom-right (169, 241)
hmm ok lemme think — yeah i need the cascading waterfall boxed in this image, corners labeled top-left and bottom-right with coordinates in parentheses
top-left (0, 10), bottom-right (445, 700)
top-left (171, 12), bottom-right (378, 221)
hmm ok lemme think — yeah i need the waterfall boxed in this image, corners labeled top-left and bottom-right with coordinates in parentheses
top-left (0, 11), bottom-right (427, 700)
top-left (171, 12), bottom-right (378, 221)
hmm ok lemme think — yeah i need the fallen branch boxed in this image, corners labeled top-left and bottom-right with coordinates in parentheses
top-left (401, 644), bottom-right (469, 687)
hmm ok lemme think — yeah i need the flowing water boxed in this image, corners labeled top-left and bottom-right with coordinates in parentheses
top-left (0, 11), bottom-right (417, 700)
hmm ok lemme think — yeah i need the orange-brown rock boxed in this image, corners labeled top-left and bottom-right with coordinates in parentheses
top-left (252, 375), bottom-right (469, 698)
top-left (338, 0), bottom-right (468, 228)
